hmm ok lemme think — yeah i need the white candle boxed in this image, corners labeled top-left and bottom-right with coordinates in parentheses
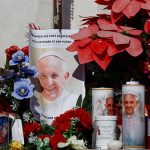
top-left (122, 83), bottom-right (145, 148)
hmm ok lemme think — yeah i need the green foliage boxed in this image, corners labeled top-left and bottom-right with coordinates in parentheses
top-left (76, 94), bottom-right (82, 108)
top-left (0, 145), bottom-right (10, 150)
top-left (82, 89), bottom-right (92, 115)
top-left (40, 122), bottom-right (54, 135)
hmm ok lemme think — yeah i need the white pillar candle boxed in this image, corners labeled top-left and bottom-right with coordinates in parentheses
top-left (122, 82), bottom-right (145, 149)
top-left (92, 88), bottom-right (114, 148)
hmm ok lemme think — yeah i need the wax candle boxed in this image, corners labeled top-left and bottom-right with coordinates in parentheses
top-left (92, 88), bottom-right (114, 148)
top-left (122, 82), bottom-right (145, 149)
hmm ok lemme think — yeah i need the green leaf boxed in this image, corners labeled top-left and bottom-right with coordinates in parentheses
top-left (82, 89), bottom-right (92, 114)
top-left (24, 143), bottom-right (37, 150)
top-left (76, 94), bottom-right (82, 108)
top-left (35, 139), bottom-right (43, 147)
top-left (44, 148), bottom-right (51, 150)
top-left (41, 123), bottom-right (54, 135)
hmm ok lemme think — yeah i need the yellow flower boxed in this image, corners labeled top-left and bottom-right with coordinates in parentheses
top-left (10, 140), bottom-right (24, 150)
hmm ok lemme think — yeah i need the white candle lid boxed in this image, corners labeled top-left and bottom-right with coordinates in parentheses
top-left (95, 116), bottom-right (117, 121)
top-left (126, 81), bottom-right (139, 85)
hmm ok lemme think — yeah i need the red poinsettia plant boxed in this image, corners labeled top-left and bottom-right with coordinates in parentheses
top-left (67, 0), bottom-right (150, 71)
top-left (23, 108), bottom-right (93, 150)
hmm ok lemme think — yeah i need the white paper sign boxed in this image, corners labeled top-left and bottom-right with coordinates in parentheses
top-left (29, 29), bottom-right (78, 48)
top-left (12, 119), bottom-right (24, 144)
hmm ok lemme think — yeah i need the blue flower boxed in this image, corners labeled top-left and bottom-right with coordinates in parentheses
top-left (9, 51), bottom-right (29, 66)
top-left (21, 66), bottom-right (38, 77)
top-left (16, 78), bottom-right (31, 83)
top-left (11, 79), bottom-right (34, 100)
top-left (0, 70), bottom-right (16, 80)
top-left (0, 76), bottom-right (4, 81)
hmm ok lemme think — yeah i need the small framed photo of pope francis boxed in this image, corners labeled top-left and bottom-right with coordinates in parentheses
top-left (0, 113), bottom-right (9, 146)
top-left (29, 29), bottom-right (85, 125)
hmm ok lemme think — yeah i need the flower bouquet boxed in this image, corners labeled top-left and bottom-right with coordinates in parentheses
top-left (0, 45), bottom-right (37, 114)
top-left (23, 108), bottom-right (93, 150)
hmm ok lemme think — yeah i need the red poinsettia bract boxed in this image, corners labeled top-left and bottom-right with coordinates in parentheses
top-left (97, 19), bottom-right (143, 57)
top-left (67, 18), bottom-right (143, 70)
top-left (95, 0), bottom-right (115, 10)
top-left (67, 23), bottom-right (113, 70)
top-left (111, 0), bottom-right (150, 23)
top-left (81, 14), bottom-right (111, 26)
top-left (144, 19), bottom-right (150, 34)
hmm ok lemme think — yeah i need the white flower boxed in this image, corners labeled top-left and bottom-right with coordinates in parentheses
top-left (10, 101), bottom-right (18, 111)
top-left (0, 88), bottom-right (5, 94)
top-left (23, 111), bottom-right (35, 122)
top-left (71, 139), bottom-right (87, 150)
top-left (28, 137), bottom-right (35, 144)
top-left (0, 85), bottom-right (8, 94)
top-left (28, 133), bottom-right (37, 143)
top-left (23, 113), bottom-right (31, 122)
top-left (58, 135), bottom-right (87, 150)
top-left (58, 142), bottom-right (70, 148)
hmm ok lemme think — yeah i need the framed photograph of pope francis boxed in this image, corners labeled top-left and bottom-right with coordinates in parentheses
top-left (29, 29), bottom-right (85, 125)
top-left (0, 113), bottom-right (9, 146)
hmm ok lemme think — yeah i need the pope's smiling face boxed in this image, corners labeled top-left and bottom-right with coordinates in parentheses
top-left (105, 97), bottom-right (114, 115)
top-left (37, 55), bottom-right (69, 101)
top-left (123, 94), bottom-right (138, 116)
